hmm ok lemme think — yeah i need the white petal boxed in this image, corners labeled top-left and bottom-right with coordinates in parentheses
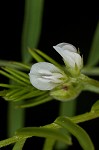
top-left (30, 62), bottom-right (61, 75)
top-left (29, 74), bottom-right (57, 90)
top-left (73, 53), bottom-right (82, 68)
top-left (63, 51), bottom-right (82, 68)
top-left (29, 62), bottom-right (63, 90)
top-left (54, 43), bottom-right (77, 53)
top-left (53, 43), bottom-right (82, 69)
top-left (53, 46), bottom-right (75, 67)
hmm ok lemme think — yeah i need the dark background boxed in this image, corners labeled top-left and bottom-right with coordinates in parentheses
top-left (0, 0), bottom-right (99, 149)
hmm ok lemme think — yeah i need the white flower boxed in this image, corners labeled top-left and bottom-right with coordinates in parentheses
top-left (29, 43), bottom-right (83, 91)
top-left (29, 62), bottom-right (64, 90)
top-left (53, 43), bottom-right (83, 69)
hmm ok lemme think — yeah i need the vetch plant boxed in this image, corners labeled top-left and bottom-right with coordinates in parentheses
top-left (1, 0), bottom-right (99, 149)
top-left (0, 23), bottom-right (99, 150)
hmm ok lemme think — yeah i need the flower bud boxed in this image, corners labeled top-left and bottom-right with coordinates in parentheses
top-left (53, 43), bottom-right (83, 76)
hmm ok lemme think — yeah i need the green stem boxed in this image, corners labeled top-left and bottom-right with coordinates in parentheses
top-left (43, 138), bottom-right (55, 150)
top-left (21, 0), bottom-right (44, 63)
top-left (1, 109), bottom-right (99, 148)
top-left (0, 136), bottom-right (26, 148)
top-left (7, 0), bottom-right (44, 138)
top-left (80, 74), bottom-right (99, 93)
top-left (7, 102), bottom-right (25, 137)
top-left (56, 101), bottom-right (76, 150)
top-left (12, 139), bottom-right (26, 150)
top-left (45, 110), bottom-right (99, 129)
top-left (82, 67), bottom-right (99, 76)
top-left (70, 110), bottom-right (99, 124)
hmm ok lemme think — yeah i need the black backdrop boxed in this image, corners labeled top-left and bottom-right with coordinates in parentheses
top-left (0, 0), bottom-right (99, 149)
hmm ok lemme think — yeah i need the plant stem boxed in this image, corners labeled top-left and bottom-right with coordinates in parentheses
top-left (43, 138), bottom-right (55, 150)
top-left (80, 74), bottom-right (99, 93)
top-left (70, 110), bottom-right (99, 124)
top-left (45, 110), bottom-right (99, 129)
top-left (7, 102), bottom-right (25, 137)
top-left (82, 67), bottom-right (99, 76)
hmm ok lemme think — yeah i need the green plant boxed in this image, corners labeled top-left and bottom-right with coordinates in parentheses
top-left (0, 24), bottom-right (99, 149)
top-left (0, 0), bottom-right (99, 149)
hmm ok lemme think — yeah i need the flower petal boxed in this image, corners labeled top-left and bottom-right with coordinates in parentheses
top-left (53, 43), bottom-right (82, 70)
top-left (29, 62), bottom-right (63, 90)
top-left (53, 46), bottom-right (75, 67)
top-left (54, 43), bottom-right (77, 52)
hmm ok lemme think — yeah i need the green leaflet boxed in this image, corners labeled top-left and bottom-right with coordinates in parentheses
top-left (55, 117), bottom-right (94, 150)
top-left (0, 60), bottom-right (30, 70)
top-left (12, 90), bottom-right (45, 102)
top-left (28, 48), bottom-right (45, 62)
top-left (17, 93), bottom-right (53, 108)
top-left (0, 70), bottom-right (27, 86)
top-left (3, 88), bottom-right (29, 101)
top-left (43, 138), bottom-right (55, 150)
top-left (33, 48), bottom-right (62, 69)
top-left (0, 136), bottom-right (26, 148)
top-left (16, 127), bottom-right (72, 145)
top-left (5, 67), bottom-right (29, 79)
top-left (0, 85), bottom-right (45, 102)
top-left (0, 83), bottom-right (23, 88)
top-left (28, 48), bottom-right (63, 70)
top-left (12, 139), bottom-right (26, 150)
top-left (87, 22), bottom-right (99, 66)
top-left (1, 67), bottom-right (30, 84)
top-left (4, 89), bottom-right (24, 100)
top-left (91, 100), bottom-right (99, 112)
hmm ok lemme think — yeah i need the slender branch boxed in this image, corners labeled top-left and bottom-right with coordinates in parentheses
top-left (43, 138), bottom-right (55, 150)
top-left (70, 110), bottom-right (99, 124)
top-left (80, 74), bottom-right (99, 93)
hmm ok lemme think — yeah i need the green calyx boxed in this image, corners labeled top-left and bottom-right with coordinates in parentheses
top-left (50, 76), bottom-right (83, 101)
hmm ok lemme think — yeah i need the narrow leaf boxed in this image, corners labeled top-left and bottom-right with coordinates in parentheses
top-left (13, 90), bottom-right (45, 102)
top-left (3, 89), bottom-right (22, 101)
top-left (0, 60), bottom-right (30, 70)
top-left (0, 83), bottom-right (22, 88)
top-left (4, 88), bottom-right (29, 101)
top-left (0, 70), bottom-right (27, 86)
top-left (6, 67), bottom-right (29, 79)
top-left (12, 139), bottom-right (26, 150)
top-left (43, 138), bottom-right (55, 150)
top-left (17, 94), bottom-right (53, 108)
top-left (34, 49), bottom-right (62, 69)
top-left (16, 127), bottom-right (72, 145)
top-left (87, 22), bottom-right (99, 66)
top-left (21, 0), bottom-right (44, 63)
top-left (28, 48), bottom-right (45, 62)
top-left (0, 136), bottom-right (24, 148)
top-left (0, 90), bottom-right (8, 96)
top-left (91, 100), bottom-right (99, 111)
top-left (2, 67), bottom-right (30, 84)
top-left (55, 117), bottom-right (94, 150)
top-left (10, 61), bottom-right (30, 70)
